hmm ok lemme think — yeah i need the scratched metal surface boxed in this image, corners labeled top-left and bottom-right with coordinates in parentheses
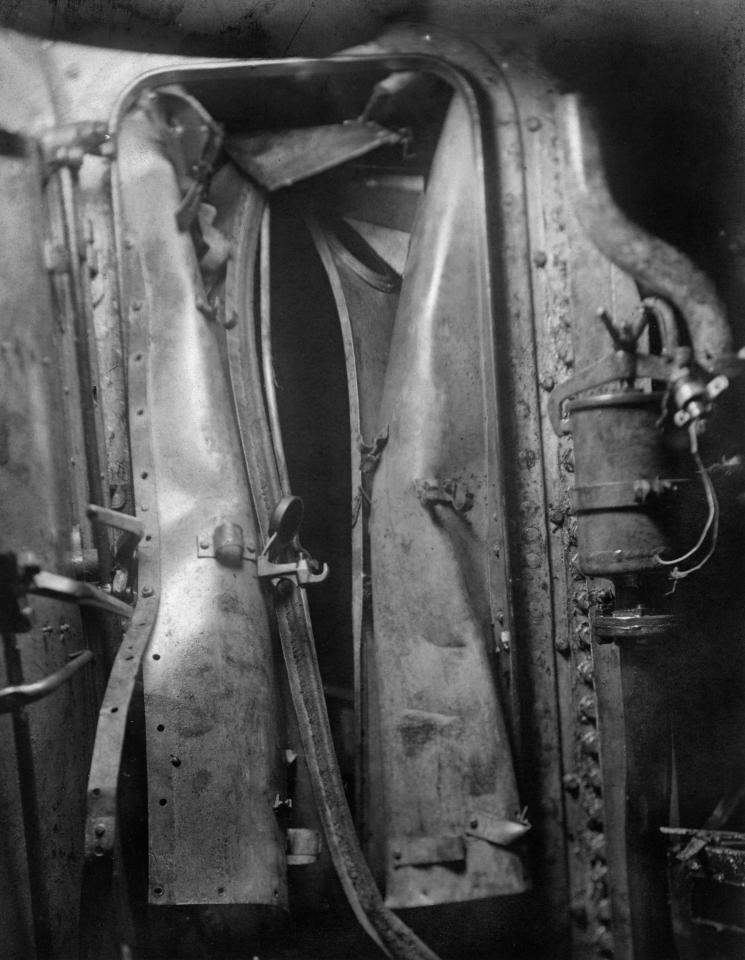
top-left (368, 93), bottom-right (527, 910)
top-left (116, 99), bottom-right (288, 908)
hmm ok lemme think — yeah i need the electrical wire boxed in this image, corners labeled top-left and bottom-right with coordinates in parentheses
top-left (655, 421), bottom-right (719, 580)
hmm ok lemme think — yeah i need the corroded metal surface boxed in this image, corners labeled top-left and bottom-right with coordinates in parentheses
top-left (369, 92), bottom-right (527, 909)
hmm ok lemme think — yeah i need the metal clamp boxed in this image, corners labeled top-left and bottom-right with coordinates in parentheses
top-left (256, 496), bottom-right (329, 588)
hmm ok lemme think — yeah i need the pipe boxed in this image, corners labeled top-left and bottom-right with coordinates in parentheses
top-left (2, 631), bottom-right (54, 960)
top-left (562, 94), bottom-right (732, 368)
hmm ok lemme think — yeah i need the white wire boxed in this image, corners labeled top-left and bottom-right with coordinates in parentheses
top-left (655, 421), bottom-right (719, 579)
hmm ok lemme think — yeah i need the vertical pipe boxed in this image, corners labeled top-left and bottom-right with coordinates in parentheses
top-left (2, 632), bottom-right (53, 960)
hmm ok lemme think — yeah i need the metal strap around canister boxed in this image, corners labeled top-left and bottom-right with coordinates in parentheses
top-left (225, 182), bottom-right (442, 960)
top-left (571, 478), bottom-right (688, 513)
top-left (79, 255), bottom-right (161, 960)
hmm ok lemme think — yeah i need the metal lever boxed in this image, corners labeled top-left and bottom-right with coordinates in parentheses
top-left (28, 570), bottom-right (133, 619)
top-left (256, 496), bottom-right (329, 588)
top-left (0, 649), bottom-right (94, 714)
top-left (87, 503), bottom-right (144, 559)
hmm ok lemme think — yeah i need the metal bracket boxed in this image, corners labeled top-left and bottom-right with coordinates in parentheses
top-left (256, 496), bottom-right (329, 588)
top-left (571, 478), bottom-right (688, 512)
top-left (465, 809), bottom-right (531, 847)
top-left (196, 522), bottom-right (256, 565)
top-left (414, 476), bottom-right (474, 512)
top-left (286, 828), bottom-right (322, 866)
top-left (672, 372), bottom-right (729, 427)
top-left (40, 121), bottom-right (113, 174)
top-left (549, 350), bottom-right (674, 435)
top-left (139, 87), bottom-right (223, 233)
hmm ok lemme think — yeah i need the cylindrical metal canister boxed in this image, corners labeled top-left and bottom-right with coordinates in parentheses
top-left (568, 391), bottom-right (692, 576)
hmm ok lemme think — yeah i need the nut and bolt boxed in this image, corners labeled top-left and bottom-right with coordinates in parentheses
top-left (578, 694), bottom-right (597, 723)
top-left (581, 729), bottom-right (600, 757)
top-left (577, 659), bottom-right (594, 684)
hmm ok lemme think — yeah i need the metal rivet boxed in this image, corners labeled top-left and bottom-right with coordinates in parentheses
top-left (94, 824), bottom-right (106, 837)
top-left (392, 849), bottom-right (402, 860)
top-left (199, 537), bottom-right (211, 550)
top-left (469, 818), bottom-right (479, 829)
top-left (141, 586), bottom-right (154, 598)
top-left (131, 300), bottom-right (143, 311)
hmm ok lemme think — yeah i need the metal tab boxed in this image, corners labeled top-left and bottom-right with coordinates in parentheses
top-left (286, 829), bottom-right (322, 866)
top-left (465, 810), bottom-right (531, 847)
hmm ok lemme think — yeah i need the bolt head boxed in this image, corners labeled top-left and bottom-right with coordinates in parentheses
top-left (141, 586), bottom-right (154, 598)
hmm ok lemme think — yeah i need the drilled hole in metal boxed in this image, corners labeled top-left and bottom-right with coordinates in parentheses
top-left (156, 724), bottom-right (165, 732)
top-left (110, 706), bottom-right (118, 713)
top-left (137, 408), bottom-right (144, 416)
top-left (152, 653), bottom-right (161, 661)
top-left (159, 798), bottom-right (168, 806)
top-left (92, 788), bottom-right (101, 796)
top-left (141, 471), bottom-right (148, 479)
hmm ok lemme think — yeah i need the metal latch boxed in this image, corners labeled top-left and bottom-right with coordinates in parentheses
top-left (257, 496), bottom-right (329, 588)
top-left (0, 550), bottom-right (133, 627)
